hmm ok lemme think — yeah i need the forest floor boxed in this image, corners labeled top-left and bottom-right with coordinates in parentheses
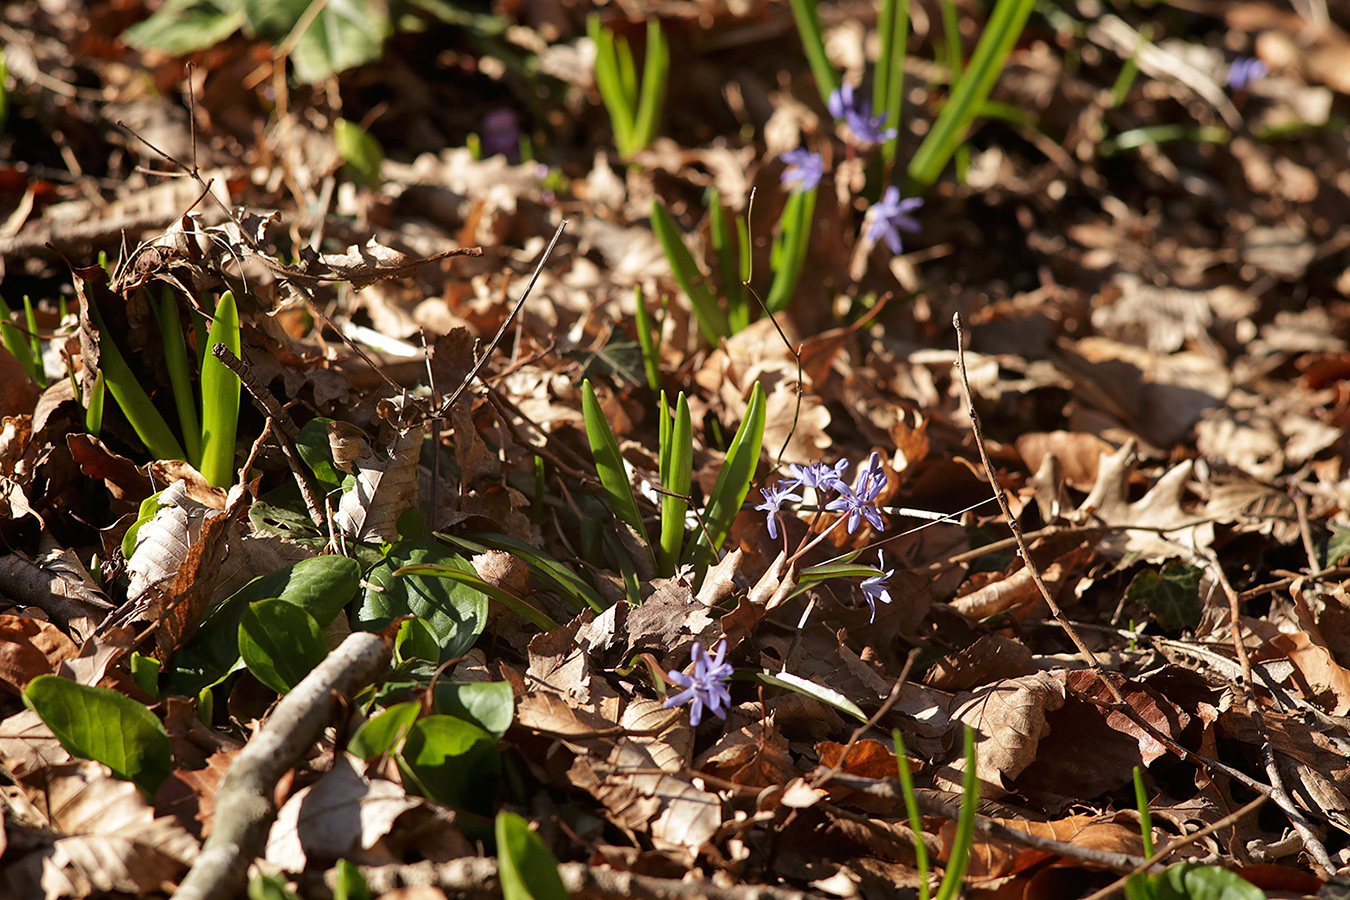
top-left (2, 0), bottom-right (1350, 898)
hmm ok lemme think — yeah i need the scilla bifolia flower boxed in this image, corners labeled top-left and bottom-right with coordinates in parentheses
top-left (865, 186), bottom-right (923, 255)
top-left (828, 82), bottom-right (898, 148)
top-left (665, 640), bottom-right (734, 726)
top-left (756, 482), bottom-right (804, 540)
top-left (780, 148), bottom-right (824, 193)
top-left (860, 550), bottom-right (895, 621)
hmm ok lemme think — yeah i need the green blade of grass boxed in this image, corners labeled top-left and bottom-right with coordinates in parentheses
top-left (85, 368), bottom-right (105, 437)
top-left (875, 0), bottom-right (911, 165)
top-left (631, 17), bottom-right (668, 155)
top-left (22, 297), bottom-right (43, 387)
top-left (0, 293), bottom-right (40, 385)
top-left (581, 380), bottom-right (654, 567)
top-left (395, 562), bottom-right (560, 631)
top-left (633, 284), bottom-right (661, 392)
top-left (906, 0), bottom-right (1035, 190)
top-left (708, 189), bottom-right (745, 324)
top-left (85, 299), bottom-right (186, 462)
top-left (445, 531), bottom-right (606, 613)
top-left (786, 0), bottom-right (840, 108)
top-left (765, 187), bottom-right (816, 314)
top-left (935, 725), bottom-right (978, 900)
top-left (152, 285), bottom-right (202, 467)
top-left (657, 392), bottom-right (692, 576)
top-left (1133, 766), bottom-right (1155, 858)
top-left (588, 14), bottom-right (636, 156)
top-left (683, 381), bottom-right (764, 568)
top-left (651, 199), bottom-right (730, 343)
top-left (199, 291), bottom-right (241, 487)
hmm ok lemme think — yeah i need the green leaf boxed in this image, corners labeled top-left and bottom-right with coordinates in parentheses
top-left (23, 676), bottom-right (172, 797)
top-left (496, 812), bottom-right (569, 900)
top-left (241, 0), bottom-right (389, 83)
top-left (130, 653), bottom-right (161, 699)
top-left (785, 0), bottom-right (840, 107)
top-left (199, 291), bottom-right (241, 488)
top-left (248, 873), bottom-right (301, 900)
top-left (358, 540), bottom-right (489, 661)
top-left (587, 15), bottom-right (635, 154)
top-left (1126, 562), bottom-right (1203, 632)
top-left (394, 617), bottom-right (440, 664)
top-left (1327, 524), bottom-right (1350, 568)
top-left (122, 0), bottom-right (245, 56)
top-left (874, 0), bottom-right (911, 164)
top-left (1125, 863), bottom-right (1264, 900)
top-left (432, 681), bottom-right (514, 739)
top-left (398, 715), bottom-right (500, 813)
top-left (396, 561), bottom-right (560, 632)
top-left (348, 701), bottom-right (421, 760)
top-left (239, 599), bottom-right (329, 694)
top-left (167, 555), bottom-right (360, 695)
top-left (756, 671), bottom-right (866, 722)
top-left (907, 0), bottom-right (1035, 189)
top-left (650, 200), bottom-right (730, 343)
top-left (630, 17), bottom-right (669, 156)
top-left (657, 392), bottom-right (692, 576)
top-left (335, 118), bottom-right (384, 188)
top-left (684, 381), bottom-right (765, 567)
top-left (121, 490), bottom-right (167, 559)
top-left (765, 186), bottom-right (816, 314)
top-left (581, 381), bottom-right (653, 563)
top-left (936, 725), bottom-right (979, 900)
top-left (333, 859), bottom-right (370, 900)
top-left (151, 286), bottom-right (202, 467)
top-left (295, 417), bottom-right (345, 492)
top-left (632, 284), bottom-right (662, 393)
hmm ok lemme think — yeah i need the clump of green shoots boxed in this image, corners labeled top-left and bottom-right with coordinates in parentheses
top-left (588, 14), bottom-right (669, 161)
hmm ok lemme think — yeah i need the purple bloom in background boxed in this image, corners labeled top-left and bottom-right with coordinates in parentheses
top-left (860, 550), bottom-right (895, 622)
top-left (852, 450), bottom-right (887, 502)
top-left (865, 186), bottom-right (923, 254)
top-left (827, 82), bottom-right (898, 147)
top-left (665, 640), bottom-right (734, 727)
top-left (756, 482), bottom-right (804, 540)
top-left (780, 148), bottom-right (824, 193)
top-left (1227, 56), bottom-right (1268, 90)
top-left (481, 108), bottom-right (521, 161)
top-left (787, 459), bottom-right (850, 494)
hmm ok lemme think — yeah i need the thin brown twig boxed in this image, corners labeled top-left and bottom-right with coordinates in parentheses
top-left (951, 313), bottom-right (1125, 704)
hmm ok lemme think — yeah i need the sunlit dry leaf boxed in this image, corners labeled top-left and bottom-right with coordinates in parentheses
top-left (1269, 631), bottom-right (1350, 716)
top-left (0, 615), bottom-right (79, 695)
top-left (938, 671), bottom-right (1066, 798)
top-left (941, 812), bottom-right (1145, 879)
top-left (333, 420), bottom-right (426, 543)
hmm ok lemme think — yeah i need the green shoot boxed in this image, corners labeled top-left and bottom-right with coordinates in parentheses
top-left (683, 381), bottom-right (765, 570)
top-left (875, 0), bottom-right (911, 165)
top-left (651, 198), bottom-right (730, 343)
top-left (1133, 766), bottom-right (1154, 858)
top-left (581, 380), bottom-right (655, 569)
top-left (151, 285), bottom-right (202, 467)
top-left (657, 392), bottom-right (693, 576)
top-left (893, 729), bottom-right (932, 900)
top-left (765, 186), bottom-right (817, 314)
top-left (632, 285), bottom-right (662, 393)
top-left (786, 0), bottom-right (840, 108)
top-left (85, 298), bottom-right (186, 462)
top-left (199, 291), bottom-right (241, 488)
top-left (935, 725), bottom-right (979, 900)
top-left (907, 0), bottom-right (1036, 190)
top-left (588, 15), bottom-right (669, 160)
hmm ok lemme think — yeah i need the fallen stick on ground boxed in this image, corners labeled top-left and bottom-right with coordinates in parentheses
top-left (172, 630), bottom-right (393, 900)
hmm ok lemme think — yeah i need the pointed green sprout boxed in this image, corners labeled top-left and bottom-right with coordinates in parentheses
top-left (152, 285), bottom-right (202, 467)
top-left (0, 293), bottom-right (42, 386)
top-left (657, 392), bottom-right (693, 576)
top-left (874, 0), bottom-right (911, 165)
top-left (766, 186), bottom-right (817, 314)
top-left (199, 291), bottom-right (242, 487)
top-left (786, 0), bottom-right (839, 108)
top-left (581, 380), bottom-right (655, 569)
top-left (907, 0), bottom-right (1036, 190)
top-left (651, 198), bottom-right (730, 343)
top-left (683, 381), bottom-right (765, 569)
top-left (632, 284), bottom-right (663, 393)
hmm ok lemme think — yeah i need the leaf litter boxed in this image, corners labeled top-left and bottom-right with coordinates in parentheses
top-left (2, 0), bottom-right (1350, 898)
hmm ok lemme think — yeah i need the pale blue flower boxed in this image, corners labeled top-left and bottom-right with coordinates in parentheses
top-left (780, 148), bottom-right (824, 193)
top-left (1227, 57), bottom-right (1267, 90)
top-left (665, 640), bottom-right (734, 726)
top-left (756, 482), bottom-right (803, 540)
top-left (787, 459), bottom-right (849, 494)
top-left (865, 186), bottom-right (923, 254)
top-left (860, 550), bottom-right (894, 622)
top-left (825, 452), bottom-right (886, 533)
top-left (827, 82), bottom-right (898, 147)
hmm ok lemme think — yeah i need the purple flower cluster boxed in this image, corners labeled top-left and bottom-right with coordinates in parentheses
top-left (665, 640), bottom-right (734, 726)
top-left (828, 83), bottom-right (898, 148)
top-left (780, 148), bottom-right (824, 193)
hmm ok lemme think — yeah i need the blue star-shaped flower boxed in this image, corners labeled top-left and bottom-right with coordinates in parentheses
top-left (780, 148), bottom-right (824, 193)
top-left (865, 186), bottom-right (923, 255)
top-left (664, 640), bottom-right (734, 727)
top-left (860, 550), bottom-right (895, 622)
top-left (827, 82), bottom-right (898, 148)
top-left (755, 482), bottom-right (804, 540)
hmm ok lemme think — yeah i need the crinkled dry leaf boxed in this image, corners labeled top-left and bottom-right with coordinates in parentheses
top-left (938, 671), bottom-right (1067, 798)
top-left (333, 420), bottom-right (427, 543)
top-left (0, 615), bottom-right (79, 695)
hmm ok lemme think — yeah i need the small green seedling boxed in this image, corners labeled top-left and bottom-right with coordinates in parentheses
top-left (588, 14), bottom-right (669, 160)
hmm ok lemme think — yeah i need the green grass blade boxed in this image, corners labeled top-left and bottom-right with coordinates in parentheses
top-left (657, 392), bottom-right (692, 576)
top-left (616, 34), bottom-right (638, 113)
top-left (85, 368), bottom-right (105, 436)
top-left (935, 725), bottom-right (978, 900)
top-left (588, 14), bottom-right (635, 157)
top-left (893, 729), bottom-right (931, 900)
top-left (708, 190), bottom-right (744, 318)
top-left (1133, 766), bottom-right (1154, 858)
top-left (907, 0), bottom-right (1035, 189)
top-left (445, 532), bottom-right (606, 613)
top-left (22, 297), bottom-right (43, 386)
top-left (0, 293), bottom-right (40, 385)
top-left (632, 284), bottom-right (662, 392)
top-left (684, 381), bottom-right (765, 567)
top-left (85, 299), bottom-right (185, 462)
top-left (152, 285), bottom-right (202, 467)
top-left (631, 17), bottom-right (668, 154)
top-left (650, 199), bottom-right (730, 343)
top-left (395, 562), bottom-right (561, 631)
top-left (581, 380), bottom-right (653, 564)
top-left (875, 0), bottom-right (911, 165)
top-left (765, 187), bottom-right (816, 314)
top-left (199, 291), bottom-right (241, 487)
top-left (787, 0), bottom-right (839, 108)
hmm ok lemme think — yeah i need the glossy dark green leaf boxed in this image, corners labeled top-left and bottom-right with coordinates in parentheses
top-left (496, 812), bottom-right (568, 900)
top-left (122, 0), bottom-right (245, 56)
top-left (295, 417), bottom-right (345, 492)
top-left (433, 681), bottom-right (514, 739)
top-left (398, 715), bottom-right (500, 813)
top-left (348, 701), bottom-right (421, 760)
top-left (239, 599), bottom-right (328, 694)
top-left (1126, 562), bottom-right (1203, 632)
top-left (395, 617), bottom-right (440, 664)
top-left (358, 540), bottom-right (488, 661)
top-left (23, 676), bottom-right (172, 797)
top-left (1124, 863), bottom-right (1264, 900)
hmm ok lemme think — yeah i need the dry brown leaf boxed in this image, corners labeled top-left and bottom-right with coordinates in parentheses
top-left (333, 420), bottom-right (427, 543)
top-left (937, 671), bottom-right (1067, 798)
top-left (0, 615), bottom-right (79, 695)
top-left (1014, 431), bottom-right (1116, 492)
top-left (0, 709), bottom-right (72, 779)
top-left (942, 812), bottom-right (1145, 879)
top-left (1267, 631), bottom-right (1350, 716)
